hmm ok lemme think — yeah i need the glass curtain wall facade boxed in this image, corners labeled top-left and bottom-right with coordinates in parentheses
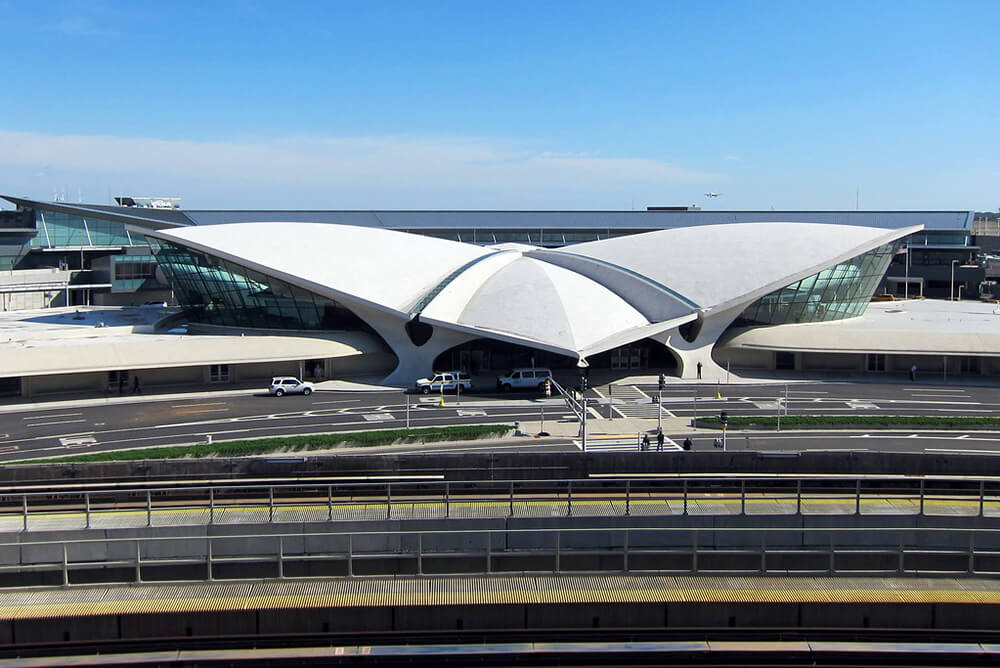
top-left (149, 239), bottom-right (374, 332)
top-left (31, 212), bottom-right (148, 247)
top-left (734, 243), bottom-right (897, 326)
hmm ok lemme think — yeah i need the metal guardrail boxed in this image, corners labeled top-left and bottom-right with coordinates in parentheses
top-left (2, 475), bottom-right (999, 531)
top-left (4, 525), bottom-right (1000, 587)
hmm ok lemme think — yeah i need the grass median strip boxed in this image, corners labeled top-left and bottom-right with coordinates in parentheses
top-left (696, 415), bottom-right (1000, 429)
top-left (16, 424), bottom-right (516, 464)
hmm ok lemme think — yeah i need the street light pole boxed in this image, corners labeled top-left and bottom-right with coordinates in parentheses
top-left (657, 389), bottom-right (662, 432)
top-left (951, 259), bottom-right (959, 301)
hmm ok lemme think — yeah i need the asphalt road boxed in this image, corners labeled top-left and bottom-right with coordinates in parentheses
top-left (0, 380), bottom-right (998, 461)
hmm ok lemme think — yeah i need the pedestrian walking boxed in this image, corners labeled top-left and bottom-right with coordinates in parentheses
top-left (910, 364), bottom-right (917, 382)
top-left (640, 434), bottom-right (650, 451)
top-left (696, 361), bottom-right (702, 379)
top-left (656, 429), bottom-right (665, 452)
top-left (682, 436), bottom-right (692, 451)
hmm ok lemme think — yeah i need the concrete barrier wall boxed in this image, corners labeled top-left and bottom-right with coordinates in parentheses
top-left (7, 600), bottom-right (1000, 644)
top-left (7, 451), bottom-right (1000, 485)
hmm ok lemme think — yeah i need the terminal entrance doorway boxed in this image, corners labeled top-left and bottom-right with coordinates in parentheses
top-left (434, 339), bottom-right (577, 374)
top-left (587, 339), bottom-right (679, 375)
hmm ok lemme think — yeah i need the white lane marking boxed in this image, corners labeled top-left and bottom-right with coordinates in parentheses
top-left (28, 419), bottom-right (87, 427)
top-left (59, 435), bottom-right (96, 447)
top-left (313, 399), bottom-right (362, 405)
top-left (902, 388), bottom-right (968, 393)
top-left (22, 412), bottom-right (82, 420)
top-left (925, 448), bottom-right (1000, 455)
top-left (176, 408), bottom-right (230, 414)
top-left (0, 446), bottom-right (17, 453)
top-left (804, 449), bottom-right (870, 452)
top-left (362, 413), bottom-right (395, 421)
top-left (847, 401), bottom-right (878, 409)
top-left (907, 434), bottom-right (919, 438)
top-left (956, 434), bottom-right (969, 439)
top-left (170, 402), bottom-right (228, 408)
top-left (457, 409), bottom-right (487, 417)
top-left (910, 393), bottom-right (973, 398)
top-left (752, 401), bottom-right (781, 410)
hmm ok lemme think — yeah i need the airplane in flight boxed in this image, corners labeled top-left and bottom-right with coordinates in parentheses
top-left (704, 192), bottom-right (723, 198)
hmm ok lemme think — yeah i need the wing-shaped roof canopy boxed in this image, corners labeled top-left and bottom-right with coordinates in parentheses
top-left (139, 220), bottom-right (920, 361)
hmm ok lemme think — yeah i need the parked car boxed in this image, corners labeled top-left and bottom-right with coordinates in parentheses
top-left (268, 377), bottom-right (313, 396)
top-left (415, 371), bottom-right (472, 394)
top-left (496, 368), bottom-right (552, 392)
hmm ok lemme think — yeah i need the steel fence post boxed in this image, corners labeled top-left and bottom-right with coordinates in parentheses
top-left (278, 536), bottom-right (284, 580)
top-left (567, 480), bottom-right (573, 517)
top-left (486, 531), bottom-right (492, 575)
top-left (348, 534), bottom-right (353, 577)
top-left (623, 529), bottom-right (630, 573)
top-left (829, 535), bottom-right (835, 574)
top-left (445, 481), bottom-right (450, 519)
top-left (855, 479), bottom-right (861, 515)
top-left (135, 539), bottom-right (141, 584)
top-left (327, 484), bottom-right (333, 521)
top-left (980, 480), bottom-right (986, 518)
top-left (268, 486), bottom-right (274, 523)
top-left (691, 529), bottom-right (698, 573)
top-left (84, 493), bottom-right (91, 529)
top-left (146, 489), bottom-right (152, 527)
top-left (207, 538), bottom-right (214, 581)
top-left (740, 480), bottom-right (746, 515)
top-left (760, 532), bottom-right (766, 574)
top-left (21, 495), bottom-right (27, 532)
top-left (509, 481), bottom-right (514, 518)
top-left (62, 544), bottom-right (69, 588)
top-left (683, 480), bottom-right (688, 516)
top-left (898, 534), bottom-right (905, 575)
top-left (919, 479), bottom-right (925, 516)
top-left (969, 531), bottom-right (976, 575)
top-left (209, 487), bottom-right (215, 525)
top-left (555, 530), bottom-right (561, 573)
top-left (625, 480), bottom-right (631, 517)
top-left (796, 479), bottom-right (802, 515)
top-left (387, 483), bottom-right (392, 520)
top-left (418, 533), bottom-right (423, 576)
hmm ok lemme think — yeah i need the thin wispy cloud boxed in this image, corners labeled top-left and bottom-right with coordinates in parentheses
top-left (0, 130), bottom-right (722, 208)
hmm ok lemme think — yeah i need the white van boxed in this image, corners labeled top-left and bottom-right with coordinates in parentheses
top-left (496, 368), bottom-right (552, 392)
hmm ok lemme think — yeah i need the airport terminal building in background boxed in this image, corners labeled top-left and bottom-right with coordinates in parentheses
top-left (0, 195), bottom-right (997, 398)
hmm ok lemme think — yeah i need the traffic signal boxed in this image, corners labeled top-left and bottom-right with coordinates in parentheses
top-left (658, 373), bottom-right (665, 391)
top-left (580, 375), bottom-right (588, 392)
top-left (720, 411), bottom-right (728, 426)
top-left (544, 379), bottom-right (551, 397)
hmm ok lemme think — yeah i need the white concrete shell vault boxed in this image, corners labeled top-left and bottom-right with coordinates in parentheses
top-left (138, 221), bottom-right (920, 384)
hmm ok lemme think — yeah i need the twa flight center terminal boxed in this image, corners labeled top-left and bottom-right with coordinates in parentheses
top-left (0, 198), bottom-right (994, 397)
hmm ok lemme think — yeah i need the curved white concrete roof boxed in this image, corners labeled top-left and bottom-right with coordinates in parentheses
top-left (451, 257), bottom-right (648, 351)
top-left (548, 222), bottom-right (918, 312)
top-left (150, 222), bottom-right (493, 313)
top-left (141, 220), bottom-right (918, 361)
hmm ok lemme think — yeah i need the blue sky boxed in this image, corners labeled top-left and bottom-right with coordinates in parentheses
top-left (0, 0), bottom-right (996, 210)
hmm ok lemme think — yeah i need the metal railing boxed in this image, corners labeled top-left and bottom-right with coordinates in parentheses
top-left (4, 524), bottom-right (1000, 587)
top-left (2, 475), bottom-right (1000, 532)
